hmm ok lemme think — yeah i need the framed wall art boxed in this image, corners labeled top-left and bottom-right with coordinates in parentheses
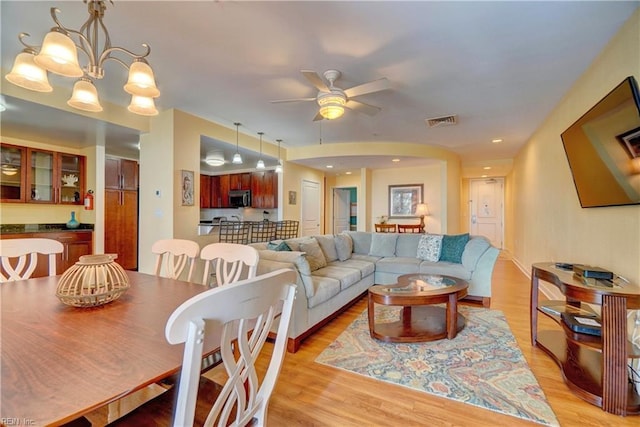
top-left (388, 184), bottom-right (423, 217)
top-left (181, 170), bottom-right (194, 206)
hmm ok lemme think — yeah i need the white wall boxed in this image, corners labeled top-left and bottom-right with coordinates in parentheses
top-left (508, 9), bottom-right (640, 285)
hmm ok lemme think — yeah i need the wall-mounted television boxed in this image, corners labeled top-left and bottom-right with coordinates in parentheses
top-left (561, 76), bottom-right (640, 208)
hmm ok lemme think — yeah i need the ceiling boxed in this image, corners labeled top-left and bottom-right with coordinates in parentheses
top-left (1, 1), bottom-right (637, 177)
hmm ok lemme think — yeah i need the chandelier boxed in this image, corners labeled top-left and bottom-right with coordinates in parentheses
top-left (5, 0), bottom-right (160, 116)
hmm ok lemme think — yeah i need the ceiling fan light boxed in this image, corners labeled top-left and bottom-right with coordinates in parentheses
top-left (35, 30), bottom-right (83, 78)
top-left (124, 60), bottom-right (160, 98)
top-left (67, 78), bottom-right (103, 112)
top-left (319, 104), bottom-right (344, 120)
top-left (6, 51), bottom-right (53, 93)
top-left (127, 95), bottom-right (159, 116)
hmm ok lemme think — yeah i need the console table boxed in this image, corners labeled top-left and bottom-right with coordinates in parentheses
top-left (530, 262), bottom-right (640, 415)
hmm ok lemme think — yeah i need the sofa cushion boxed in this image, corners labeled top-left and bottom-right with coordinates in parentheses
top-left (307, 276), bottom-right (341, 309)
top-left (328, 259), bottom-right (375, 278)
top-left (334, 233), bottom-right (353, 261)
top-left (461, 237), bottom-right (491, 271)
top-left (375, 256), bottom-right (422, 275)
top-left (351, 253), bottom-right (383, 264)
top-left (257, 250), bottom-right (315, 297)
top-left (439, 233), bottom-right (470, 263)
top-left (346, 231), bottom-right (372, 255)
top-left (419, 261), bottom-right (472, 280)
top-left (267, 240), bottom-right (291, 251)
top-left (395, 234), bottom-right (423, 257)
top-left (314, 234), bottom-right (338, 262)
top-left (417, 234), bottom-right (443, 261)
top-left (369, 233), bottom-right (397, 257)
top-left (313, 265), bottom-right (362, 291)
top-left (299, 238), bottom-right (328, 271)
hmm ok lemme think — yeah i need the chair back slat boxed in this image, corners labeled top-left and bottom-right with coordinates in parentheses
top-left (151, 239), bottom-right (200, 282)
top-left (398, 224), bottom-right (422, 233)
top-left (0, 238), bottom-right (64, 282)
top-left (375, 223), bottom-right (397, 233)
top-left (200, 243), bottom-right (259, 287)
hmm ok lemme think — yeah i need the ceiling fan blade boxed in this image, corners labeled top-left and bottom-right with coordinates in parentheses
top-left (345, 100), bottom-right (381, 116)
top-left (312, 111), bottom-right (325, 122)
top-left (344, 78), bottom-right (390, 98)
top-left (270, 97), bottom-right (316, 104)
top-left (301, 70), bottom-right (330, 92)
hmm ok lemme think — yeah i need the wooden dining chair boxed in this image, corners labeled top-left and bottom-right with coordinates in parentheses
top-left (152, 239), bottom-right (200, 282)
top-left (108, 269), bottom-right (297, 427)
top-left (0, 238), bottom-right (64, 282)
top-left (397, 224), bottom-right (423, 233)
top-left (375, 223), bottom-right (397, 233)
top-left (200, 243), bottom-right (259, 287)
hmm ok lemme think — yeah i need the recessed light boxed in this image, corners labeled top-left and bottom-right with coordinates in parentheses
top-left (392, 158), bottom-right (400, 162)
top-left (326, 165), bottom-right (333, 169)
top-left (481, 174), bottom-right (488, 178)
top-left (483, 166), bottom-right (491, 170)
top-left (345, 171), bottom-right (352, 175)
top-left (491, 138), bottom-right (503, 144)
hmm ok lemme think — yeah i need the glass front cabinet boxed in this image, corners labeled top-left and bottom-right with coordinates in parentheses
top-left (0, 144), bottom-right (85, 205)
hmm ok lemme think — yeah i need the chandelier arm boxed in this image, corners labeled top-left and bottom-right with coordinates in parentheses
top-left (98, 44), bottom-right (151, 69)
top-left (17, 33), bottom-right (39, 53)
top-left (49, 7), bottom-right (98, 68)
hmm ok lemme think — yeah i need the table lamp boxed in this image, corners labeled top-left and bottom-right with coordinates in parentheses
top-left (415, 203), bottom-right (429, 232)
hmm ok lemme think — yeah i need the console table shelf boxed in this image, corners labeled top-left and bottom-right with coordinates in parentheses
top-left (530, 262), bottom-right (640, 416)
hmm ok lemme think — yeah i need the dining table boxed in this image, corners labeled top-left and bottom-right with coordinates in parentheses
top-left (1, 271), bottom-right (216, 426)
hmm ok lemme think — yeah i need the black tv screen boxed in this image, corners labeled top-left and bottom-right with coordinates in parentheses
top-left (561, 76), bottom-right (640, 208)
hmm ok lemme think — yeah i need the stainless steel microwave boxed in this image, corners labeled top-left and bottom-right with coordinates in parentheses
top-left (229, 190), bottom-right (251, 207)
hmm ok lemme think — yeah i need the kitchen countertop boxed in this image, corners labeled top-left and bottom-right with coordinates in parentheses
top-left (0, 223), bottom-right (95, 234)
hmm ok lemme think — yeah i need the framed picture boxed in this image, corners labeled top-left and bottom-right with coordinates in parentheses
top-left (288, 190), bottom-right (297, 205)
top-left (181, 170), bottom-right (194, 206)
top-left (389, 184), bottom-right (423, 217)
top-left (617, 127), bottom-right (640, 158)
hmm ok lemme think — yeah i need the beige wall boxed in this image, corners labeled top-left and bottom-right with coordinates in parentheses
top-left (507, 10), bottom-right (640, 284)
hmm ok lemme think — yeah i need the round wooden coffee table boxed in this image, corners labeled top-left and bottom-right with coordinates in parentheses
top-left (367, 273), bottom-right (469, 343)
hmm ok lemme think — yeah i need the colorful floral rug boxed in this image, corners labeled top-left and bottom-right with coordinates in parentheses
top-left (315, 306), bottom-right (559, 426)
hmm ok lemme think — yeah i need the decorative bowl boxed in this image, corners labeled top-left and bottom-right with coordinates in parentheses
top-left (56, 254), bottom-right (130, 307)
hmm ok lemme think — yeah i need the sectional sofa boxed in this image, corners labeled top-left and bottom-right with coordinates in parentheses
top-left (250, 231), bottom-right (499, 352)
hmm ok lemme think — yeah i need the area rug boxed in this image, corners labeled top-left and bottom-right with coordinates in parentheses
top-left (315, 305), bottom-right (559, 426)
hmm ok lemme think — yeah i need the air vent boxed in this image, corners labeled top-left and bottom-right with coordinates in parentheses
top-left (425, 114), bottom-right (458, 128)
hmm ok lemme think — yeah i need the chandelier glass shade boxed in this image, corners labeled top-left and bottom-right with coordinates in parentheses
top-left (232, 122), bottom-right (243, 164)
top-left (5, 1), bottom-right (159, 116)
top-left (318, 93), bottom-right (346, 120)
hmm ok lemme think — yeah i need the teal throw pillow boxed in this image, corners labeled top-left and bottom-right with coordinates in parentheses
top-left (439, 233), bottom-right (470, 263)
top-left (267, 240), bottom-right (292, 252)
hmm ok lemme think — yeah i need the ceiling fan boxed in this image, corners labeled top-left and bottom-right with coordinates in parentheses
top-left (271, 69), bottom-right (391, 121)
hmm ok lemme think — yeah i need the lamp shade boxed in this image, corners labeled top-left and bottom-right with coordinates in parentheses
top-left (256, 159), bottom-right (265, 169)
top-left (127, 95), bottom-right (159, 116)
top-left (415, 203), bottom-right (429, 216)
top-left (67, 79), bottom-right (103, 112)
top-left (275, 161), bottom-right (283, 174)
top-left (6, 51), bottom-right (53, 92)
top-left (124, 60), bottom-right (160, 98)
top-left (35, 30), bottom-right (83, 77)
top-left (232, 152), bottom-right (243, 164)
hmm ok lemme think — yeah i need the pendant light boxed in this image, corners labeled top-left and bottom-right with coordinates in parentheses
top-left (232, 122), bottom-right (243, 164)
top-left (275, 139), bottom-right (283, 174)
top-left (256, 132), bottom-right (265, 170)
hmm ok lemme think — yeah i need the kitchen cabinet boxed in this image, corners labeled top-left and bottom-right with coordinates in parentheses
top-left (219, 174), bottom-right (231, 208)
top-left (200, 174), bottom-right (212, 208)
top-left (251, 170), bottom-right (278, 209)
top-left (0, 231), bottom-right (93, 277)
top-left (210, 175), bottom-right (222, 208)
top-left (0, 144), bottom-right (85, 205)
top-left (0, 144), bottom-right (26, 202)
top-left (230, 173), bottom-right (251, 191)
top-left (104, 157), bottom-right (138, 270)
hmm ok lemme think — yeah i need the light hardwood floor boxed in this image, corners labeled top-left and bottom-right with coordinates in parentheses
top-left (208, 257), bottom-right (636, 427)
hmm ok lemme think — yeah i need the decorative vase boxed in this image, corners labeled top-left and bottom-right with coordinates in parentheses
top-left (56, 254), bottom-right (130, 307)
top-left (66, 211), bottom-right (79, 229)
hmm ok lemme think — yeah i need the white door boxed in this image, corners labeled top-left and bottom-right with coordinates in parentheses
top-left (469, 178), bottom-right (504, 248)
top-left (301, 179), bottom-right (321, 236)
top-left (333, 188), bottom-right (351, 234)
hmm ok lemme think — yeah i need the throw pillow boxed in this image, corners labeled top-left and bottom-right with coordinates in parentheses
top-left (416, 234), bottom-right (443, 261)
top-left (334, 233), bottom-right (353, 261)
top-left (299, 238), bottom-right (328, 271)
top-left (439, 233), bottom-right (470, 263)
top-left (314, 235), bottom-right (339, 262)
top-left (266, 240), bottom-right (292, 251)
top-left (368, 233), bottom-right (397, 257)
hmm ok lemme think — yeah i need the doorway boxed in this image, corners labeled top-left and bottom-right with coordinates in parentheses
top-left (333, 187), bottom-right (357, 234)
top-left (301, 179), bottom-right (321, 236)
top-left (469, 178), bottom-right (504, 249)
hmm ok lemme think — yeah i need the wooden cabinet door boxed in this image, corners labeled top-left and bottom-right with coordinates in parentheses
top-left (26, 148), bottom-right (55, 203)
top-left (210, 175), bottom-right (221, 208)
top-left (263, 170), bottom-right (277, 208)
top-left (104, 190), bottom-right (121, 258)
top-left (251, 172), bottom-right (264, 208)
top-left (229, 174), bottom-right (241, 190)
top-left (58, 153), bottom-right (84, 205)
top-left (120, 159), bottom-right (138, 190)
top-left (240, 173), bottom-right (251, 190)
top-left (0, 144), bottom-right (26, 203)
top-left (200, 174), bottom-right (211, 208)
top-left (119, 190), bottom-right (138, 270)
top-left (219, 174), bottom-right (231, 207)
top-left (106, 158), bottom-right (138, 190)
top-left (105, 158), bottom-right (121, 189)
